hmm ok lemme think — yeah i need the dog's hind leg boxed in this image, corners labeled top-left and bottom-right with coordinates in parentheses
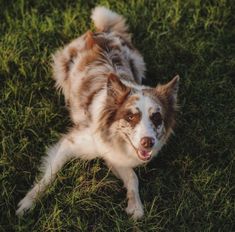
top-left (16, 137), bottom-right (75, 216)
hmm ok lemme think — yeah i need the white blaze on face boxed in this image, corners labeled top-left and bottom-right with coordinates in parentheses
top-left (130, 95), bottom-right (164, 158)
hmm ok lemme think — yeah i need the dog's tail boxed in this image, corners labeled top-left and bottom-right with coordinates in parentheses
top-left (91, 6), bottom-right (129, 38)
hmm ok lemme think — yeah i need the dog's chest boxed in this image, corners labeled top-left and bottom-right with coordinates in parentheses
top-left (95, 139), bottom-right (142, 167)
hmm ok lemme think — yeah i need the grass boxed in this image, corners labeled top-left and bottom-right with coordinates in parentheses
top-left (0, 0), bottom-right (234, 231)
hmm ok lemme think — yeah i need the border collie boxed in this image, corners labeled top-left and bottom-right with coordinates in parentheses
top-left (16, 6), bottom-right (179, 219)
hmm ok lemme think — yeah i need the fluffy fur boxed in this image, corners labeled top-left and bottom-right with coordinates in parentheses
top-left (16, 6), bottom-right (179, 220)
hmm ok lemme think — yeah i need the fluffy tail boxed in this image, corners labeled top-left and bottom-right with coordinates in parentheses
top-left (91, 6), bottom-right (129, 35)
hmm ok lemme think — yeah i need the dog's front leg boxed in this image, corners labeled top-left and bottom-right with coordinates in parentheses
top-left (16, 128), bottom-right (98, 216)
top-left (109, 165), bottom-right (144, 220)
top-left (16, 136), bottom-right (75, 216)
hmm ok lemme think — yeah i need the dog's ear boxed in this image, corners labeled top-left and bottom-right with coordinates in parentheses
top-left (156, 75), bottom-right (179, 104)
top-left (107, 73), bottom-right (131, 104)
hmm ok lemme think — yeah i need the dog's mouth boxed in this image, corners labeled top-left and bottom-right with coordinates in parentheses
top-left (137, 148), bottom-right (152, 161)
top-left (124, 134), bottom-right (153, 162)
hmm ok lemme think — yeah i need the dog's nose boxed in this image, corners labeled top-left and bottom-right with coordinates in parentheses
top-left (140, 137), bottom-right (155, 149)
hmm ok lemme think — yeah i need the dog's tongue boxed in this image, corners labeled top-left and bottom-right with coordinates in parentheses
top-left (140, 150), bottom-right (150, 157)
top-left (138, 149), bottom-right (152, 160)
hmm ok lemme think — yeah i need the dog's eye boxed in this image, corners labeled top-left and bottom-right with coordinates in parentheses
top-left (125, 112), bottom-right (135, 122)
top-left (151, 112), bottom-right (162, 126)
top-left (124, 112), bottom-right (141, 127)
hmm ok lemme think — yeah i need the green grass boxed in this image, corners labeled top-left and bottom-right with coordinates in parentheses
top-left (0, 0), bottom-right (234, 231)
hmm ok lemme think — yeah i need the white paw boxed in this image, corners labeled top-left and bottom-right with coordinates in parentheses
top-left (16, 196), bottom-right (34, 216)
top-left (125, 203), bottom-right (144, 220)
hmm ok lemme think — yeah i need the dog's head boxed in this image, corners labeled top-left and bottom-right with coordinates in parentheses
top-left (99, 73), bottom-right (179, 162)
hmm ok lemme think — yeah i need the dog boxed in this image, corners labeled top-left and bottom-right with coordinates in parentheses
top-left (16, 6), bottom-right (179, 219)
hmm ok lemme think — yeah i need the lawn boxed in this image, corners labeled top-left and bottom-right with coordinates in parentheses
top-left (0, 0), bottom-right (234, 231)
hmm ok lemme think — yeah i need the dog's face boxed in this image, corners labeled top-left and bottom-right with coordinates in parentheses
top-left (115, 94), bottom-right (166, 161)
top-left (99, 73), bottom-right (179, 162)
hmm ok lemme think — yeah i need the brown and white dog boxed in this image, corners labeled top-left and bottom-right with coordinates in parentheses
top-left (16, 6), bottom-right (179, 219)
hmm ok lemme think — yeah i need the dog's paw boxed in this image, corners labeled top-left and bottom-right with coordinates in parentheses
top-left (16, 196), bottom-right (34, 216)
top-left (125, 203), bottom-right (144, 220)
